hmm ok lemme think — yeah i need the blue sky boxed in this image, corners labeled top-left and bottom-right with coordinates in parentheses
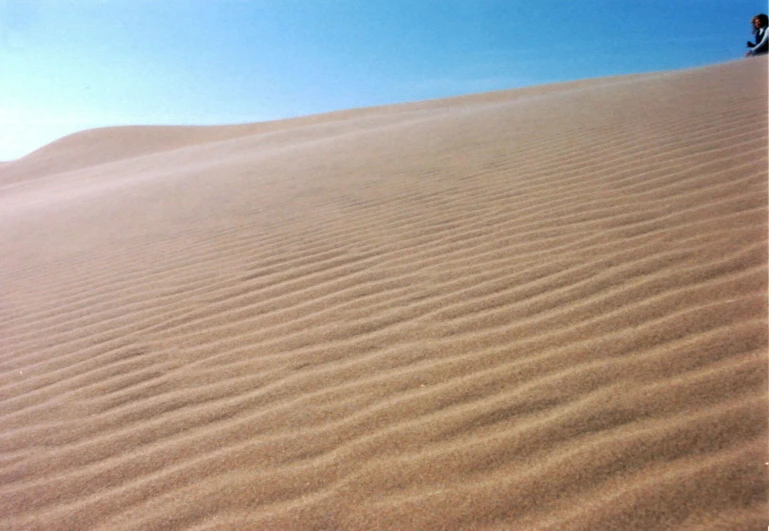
top-left (0, 0), bottom-right (766, 160)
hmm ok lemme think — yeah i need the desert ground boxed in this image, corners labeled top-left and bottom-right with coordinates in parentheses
top-left (1, 58), bottom-right (767, 529)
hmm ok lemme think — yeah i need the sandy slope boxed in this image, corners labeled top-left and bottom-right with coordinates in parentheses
top-left (1, 58), bottom-right (767, 530)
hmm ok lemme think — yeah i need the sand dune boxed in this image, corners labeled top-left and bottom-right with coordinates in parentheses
top-left (1, 58), bottom-right (767, 530)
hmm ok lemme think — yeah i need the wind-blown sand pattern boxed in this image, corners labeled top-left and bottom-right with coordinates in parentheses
top-left (1, 58), bottom-right (767, 530)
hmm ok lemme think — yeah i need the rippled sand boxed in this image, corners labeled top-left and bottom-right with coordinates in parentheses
top-left (1, 58), bottom-right (767, 530)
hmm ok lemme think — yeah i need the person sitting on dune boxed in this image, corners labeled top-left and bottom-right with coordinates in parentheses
top-left (745, 14), bottom-right (768, 57)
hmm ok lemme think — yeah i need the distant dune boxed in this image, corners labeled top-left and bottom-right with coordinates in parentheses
top-left (1, 58), bottom-right (767, 530)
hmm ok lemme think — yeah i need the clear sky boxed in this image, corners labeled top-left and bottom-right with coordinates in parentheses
top-left (1, 0), bottom-right (766, 160)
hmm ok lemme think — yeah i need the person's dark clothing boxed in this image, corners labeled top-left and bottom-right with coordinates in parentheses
top-left (747, 26), bottom-right (768, 55)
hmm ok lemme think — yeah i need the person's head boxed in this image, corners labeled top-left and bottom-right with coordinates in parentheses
top-left (752, 14), bottom-right (768, 32)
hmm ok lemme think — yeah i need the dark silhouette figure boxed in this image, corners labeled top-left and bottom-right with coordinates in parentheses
top-left (745, 14), bottom-right (768, 57)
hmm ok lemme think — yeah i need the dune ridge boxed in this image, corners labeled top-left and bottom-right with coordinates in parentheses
top-left (1, 59), bottom-right (767, 529)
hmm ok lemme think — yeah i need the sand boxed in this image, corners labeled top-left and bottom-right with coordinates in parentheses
top-left (1, 58), bottom-right (767, 530)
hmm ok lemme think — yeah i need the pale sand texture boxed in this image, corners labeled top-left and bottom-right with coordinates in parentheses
top-left (1, 58), bottom-right (767, 530)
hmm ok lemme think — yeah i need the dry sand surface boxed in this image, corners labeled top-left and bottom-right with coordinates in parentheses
top-left (1, 58), bottom-right (768, 530)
